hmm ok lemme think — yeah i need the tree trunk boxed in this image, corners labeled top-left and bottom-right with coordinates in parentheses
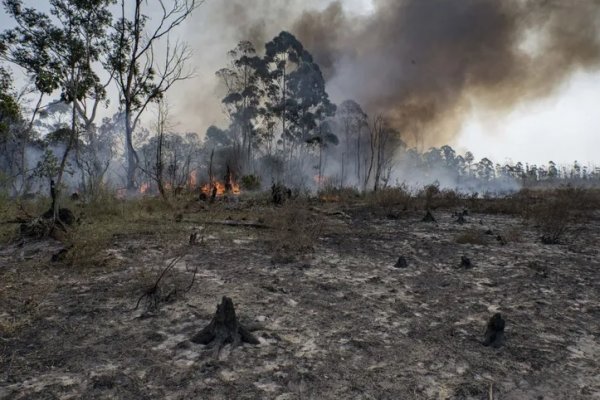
top-left (53, 98), bottom-right (78, 222)
top-left (125, 109), bottom-right (138, 191)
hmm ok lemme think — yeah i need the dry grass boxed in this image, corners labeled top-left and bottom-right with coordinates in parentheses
top-left (262, 199), bottom-right (324, 262)
top-left (525, 187), bottom-right (592, 244)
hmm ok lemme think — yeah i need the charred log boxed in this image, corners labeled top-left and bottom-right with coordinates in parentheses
top-left (191, 296), bottom-right (259, 347)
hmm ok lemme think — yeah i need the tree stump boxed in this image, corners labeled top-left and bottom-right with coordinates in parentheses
top-left (483, 313), bottom-right (505, 348)
top-left (394, 256), bottom-right (408, 268)
top-left (189, 231), bottom-right (198, 245)
top-left (191, 296), bottom-right (259, 347)
top-left (422, 210), bottom-right (436, 222)
top-left (461, 255), bottom-right (472, 268)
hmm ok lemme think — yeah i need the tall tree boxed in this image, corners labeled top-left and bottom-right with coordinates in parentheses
top-left (0, 66), bottom-right (24, 193)
top-left (263, 31), bottom-right (335, 159)
top-left (216, 41), bottom-right (265, 172)
top-left (337, 100), bottom-right (368, 185)
top-left (2, 0), bottom-right (115, 219)
top-left (108, 0), bottom-right (199, 191)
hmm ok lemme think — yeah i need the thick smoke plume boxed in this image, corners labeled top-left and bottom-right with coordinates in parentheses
top-left (294, 0), bottom-right (600, 147)
top-left (179, 0), bottom-right (600, 148)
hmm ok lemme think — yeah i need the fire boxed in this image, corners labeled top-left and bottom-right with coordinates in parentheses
top-left (319, 194), bottom-right (340, 202)
top-left (200, 180), bottom-right (240, 197)
top-left (313, 175), bottom-right (330, 186)
top-left (140, 182), bottom-right (151, 194)
top-left (200, 166), bottom-right (240, 198)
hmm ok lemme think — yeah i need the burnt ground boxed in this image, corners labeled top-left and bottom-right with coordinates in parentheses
top-left (0, 201), bottom-right (599, 399)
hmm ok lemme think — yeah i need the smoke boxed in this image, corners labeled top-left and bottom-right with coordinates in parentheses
top-left (292, 0), bottom-right (600, 147)
top-left (177, 0), bottom-right (600, 148)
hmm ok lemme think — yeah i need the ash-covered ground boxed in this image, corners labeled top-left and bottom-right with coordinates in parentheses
top-left (1, 200), bottom-right (599, 399)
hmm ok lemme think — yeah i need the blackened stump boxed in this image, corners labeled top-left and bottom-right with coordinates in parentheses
top-left (189, 231), bottom-right (198, 245)
top-left (483, 313), bottom-right (505, 348)
top-left (394, 256), bottom-right (408, 268)
top-left (461, 255), bottom-right (472, 268)
top-left (422, 210), bottom-right (436, 222)
top-left (191, 296), bottom-right (259, 347)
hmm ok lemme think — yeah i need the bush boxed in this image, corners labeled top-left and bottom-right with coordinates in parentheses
top-left (240, 174), bottom-right (261, 191)
top-left (528, 186), bottom-right (588, 244)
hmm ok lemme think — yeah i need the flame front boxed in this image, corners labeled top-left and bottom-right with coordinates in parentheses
top-left (201, 180), bottom-right (240, 197)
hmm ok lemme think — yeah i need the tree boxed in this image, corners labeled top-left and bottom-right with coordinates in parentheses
top-left (2, 0), bottom-right (115, 219)
top-left (337, 100), bottom-right (368, 185)
top-left (216, 41), bottom-right (265, 172)
top-left (548, 161), bottom-right (558, 179)
top-left (364, 115), bottom-right (403, 191)
top-left (477, 157), bottom-right (495, 182)
top-left (263, 31), bottom-right (335, 160)
top-left (0, 66), bottom-right (24, 193)
top-left (464, 151), bottom-right (475, 177)
top-left (108, 0), bottom-right (199, 191)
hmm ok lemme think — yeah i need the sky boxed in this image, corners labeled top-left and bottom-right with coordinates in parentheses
top-left (1, 0), bottom-right (599, 167)
top-left (455, 69), bottom-right (600, 166)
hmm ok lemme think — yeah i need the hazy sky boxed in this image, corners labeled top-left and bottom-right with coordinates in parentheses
top-left (1, 0), bottom-right (599, 166)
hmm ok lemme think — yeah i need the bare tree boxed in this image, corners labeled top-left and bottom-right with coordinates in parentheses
top-left (109, 0), bottom-right (200, 192)
top-left (364, 114), bottom-right (403, 191)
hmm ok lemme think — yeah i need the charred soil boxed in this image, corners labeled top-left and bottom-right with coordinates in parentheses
top-left (0, 195), bottom-right (599, 399)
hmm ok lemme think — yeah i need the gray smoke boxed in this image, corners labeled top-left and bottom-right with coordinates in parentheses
top-left (176, 0), bottom-right (600, 148)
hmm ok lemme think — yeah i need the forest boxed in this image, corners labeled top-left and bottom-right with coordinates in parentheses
top-left (1, 0), bottom-right (598, 212)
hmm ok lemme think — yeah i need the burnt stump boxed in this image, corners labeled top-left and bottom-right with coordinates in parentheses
top-left (422, 210), bottom-right (436, 223)
top-left (191, 296), bottom-right (259, 347)
top-left (483, 313), bottom-right (505, 348)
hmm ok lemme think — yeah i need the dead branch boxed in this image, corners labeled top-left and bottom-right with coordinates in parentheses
top-left (134, 255), bottom-right (183, 310)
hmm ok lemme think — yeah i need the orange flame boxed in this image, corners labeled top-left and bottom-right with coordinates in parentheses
top-left (140, 182), bottom-right (151, 194)
top-left (319, 194), bottom-right (341, 202)
top-left (200, 180), bottom-right (240, 197)
top-left (314, 175), bottom-right (330, 186)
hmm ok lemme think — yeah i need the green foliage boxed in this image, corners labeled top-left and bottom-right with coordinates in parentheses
top-left (0, 67), bottom-right (21, 139)
top-left (240, 174), bottom-right (261, 191)
top-left (262, 31), bottom-right (336, 145)
top-left (33, 149), bottom-right (60, 180)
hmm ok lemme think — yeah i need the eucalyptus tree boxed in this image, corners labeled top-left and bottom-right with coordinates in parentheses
top-left (263, 31), bottom-right (335, 160)
top-left (108, 0), bottom-right (200, 191)
top-left (216, 41), bottom-right (265, 172)
top-left (337, 100), bottom-right (368, 184)
top-left (0, 66), bottom-right (24, 193)
top-left (2, 0), bottom-right (115, 218)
